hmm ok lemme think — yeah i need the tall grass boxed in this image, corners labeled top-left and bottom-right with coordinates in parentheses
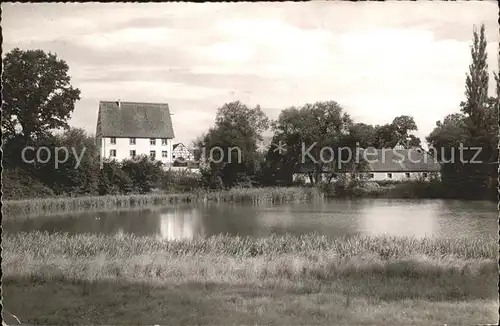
top-left (4, 232), bottom-right (495, 260)
top-left (3, 232), bottom-right (497, 285)
top-left (2, 187), bottom-right (324, 219)
top-left (4, 233), bottom-right (497, 325)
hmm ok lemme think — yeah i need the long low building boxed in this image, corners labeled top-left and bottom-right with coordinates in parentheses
top-left (293, 147), bottom-right (442, 183)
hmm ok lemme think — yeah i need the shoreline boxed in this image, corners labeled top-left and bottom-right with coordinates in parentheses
top-left (4, 184), bottom-right (494, 220)
top-left (2, 187), bottom-right (325, 219)
top-left (3, 232), bottom-right (498, 325)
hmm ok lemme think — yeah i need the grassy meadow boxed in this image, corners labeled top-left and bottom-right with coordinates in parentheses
top-left (2, 232), bottom-right (498, 325)
top-left (2, 186), bottom-right (324, 219)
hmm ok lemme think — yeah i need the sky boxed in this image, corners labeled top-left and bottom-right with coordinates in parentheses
top-left (2, 2), bottom-right (498, 147)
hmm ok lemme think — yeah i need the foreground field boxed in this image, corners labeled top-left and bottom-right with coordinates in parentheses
top-left (3, 232), bottom-right (498, 325)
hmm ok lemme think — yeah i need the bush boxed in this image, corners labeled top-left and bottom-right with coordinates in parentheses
top-left (198, 164), bottom-right (224, 190)
top-left (160, 169), bottom-right (203, 192)
top-left (1, 166), bottom-right (55, 200)
top-left (121, 156), bottom-right (163, 194)
top-left (386, 179), bottom-right (446, 198)
top-left (98, 161), bottom-right (135, 195)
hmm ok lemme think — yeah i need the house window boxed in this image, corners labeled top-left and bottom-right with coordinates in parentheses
top-left (405, 172), bottom-right (411, 178)
top-left (150, 150), bottom-right (156, 160)
top-left (110, 149), bottom-right (116, 157)
top-left (130, 150), bottom-right (136, 158)
top-left (162, 151), bottom-right (168, 158)
top-left (423, 172), bottom-right (428, 178)
top-left (387, 173), bottom-right (392, 179)
top-left (161, 138), bottom-right (168, 146)
top-left (110, 137), bottom-right (116, 144)
top-left (130, 138), bottom-right (136, 145)
top-left (150, 138), bottom-right (156, 145)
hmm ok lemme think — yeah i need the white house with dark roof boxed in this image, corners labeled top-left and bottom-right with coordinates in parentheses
top-left (358, 147), bottom-right (441, 181)
top-left (293, 146), bottom-right (441, 183)
top-left (96, 100), bottom-right (175, 165)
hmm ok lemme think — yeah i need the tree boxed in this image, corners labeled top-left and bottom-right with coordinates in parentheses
top-left (427, 113), bottom-right (469, 149)
top-left (391, 115), bottom-right (420, 147)
top-left (346, 123), bottom-right (376, 148)
top-left (458, 24), bottom-right (496, 163)
top-left (373, 124), bottom-right (397, 148)
top-left (196, 101), bottom-right (269, 188)
top-left (460, 24), bottom-right (489, 134)
top-left (2, 48), bottom-right (81, 142)
top-left (270, 101), bottom-right (355, 185)
top-left (373, 115), bottom-right (420, 148)
top-left (23, 128), bottom-right (99, 196)
top-left (460, 24), bottom-right (497, 198)
top-left (426, 24), bottom-right (497, 200)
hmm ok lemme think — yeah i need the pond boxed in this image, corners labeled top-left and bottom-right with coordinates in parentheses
top-left (3, 199), bottom-right (497, 240)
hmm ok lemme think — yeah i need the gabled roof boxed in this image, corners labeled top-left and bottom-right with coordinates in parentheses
top-left (294, 148), bottom-right (441, 173)
top-left (173, 142), bottom-right (194, 154)
top-left (173, 142), bottom-right (189, 150)
top-left (97, 101), bottom-right (175, 138)
top-left (361, 148), bottom-right (441, 172)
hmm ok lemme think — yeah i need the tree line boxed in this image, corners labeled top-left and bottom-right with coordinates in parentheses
top-left (2, 24), bottom-right (497, 200)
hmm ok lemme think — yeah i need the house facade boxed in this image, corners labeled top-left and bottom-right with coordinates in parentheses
top-left (359, 147), bottom-right (441, 181)
top-left (172, 143), bottom-right (195, 162)
top-left (96, 100), bottom-right (175, 165)
top-left (293, 147), bottom-right (441, 184)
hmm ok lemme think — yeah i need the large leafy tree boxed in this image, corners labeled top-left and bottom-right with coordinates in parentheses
top-left (196, 101), bottom-right (269, 188)
top-left (346, 123), bottom-right (376, 148)
top-left (270, 101), bottom-right (356, 184)
top-left (373, 115), bottom-right (420, 148)
top-left (427, 113), bottom-right (469, 149)
top-left (2, 48), bottom-right (81, 142)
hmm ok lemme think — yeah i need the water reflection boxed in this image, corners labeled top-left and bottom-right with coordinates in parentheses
top-left (199, 204), bottom-right (261, 237)
top-left (255, 202), bottom-right (361, 237)
top-left (2, 209), bottom-right (162, 236)
top-left (360, 200), bottom-right (441, 238)
top-left (3, 199), bottom-right (497, 239)
top-left (158, 208), bottom-right (203, 240)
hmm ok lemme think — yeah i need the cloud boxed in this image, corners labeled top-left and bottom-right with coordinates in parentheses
top-left (204, 41), bottom-right (255, 63)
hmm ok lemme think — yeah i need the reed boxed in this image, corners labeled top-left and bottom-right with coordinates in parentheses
top-left (3, 232), bottom-right (497, 300)
top-left (4, 232), bottom-right (496, 261)
top-left (2, 187), bottom-right (324, 219)
top-left (3, 233), bottom-right (497, 325)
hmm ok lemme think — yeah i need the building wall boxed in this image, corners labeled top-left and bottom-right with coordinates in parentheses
top-left (172, 144), bottom-right (195, 161)
top-left (370, 172), bottom-right (441, 181)
top-left (292, 171), bottom-right (441, 184)
top-left (100, 136), bottom-right (173, 164)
